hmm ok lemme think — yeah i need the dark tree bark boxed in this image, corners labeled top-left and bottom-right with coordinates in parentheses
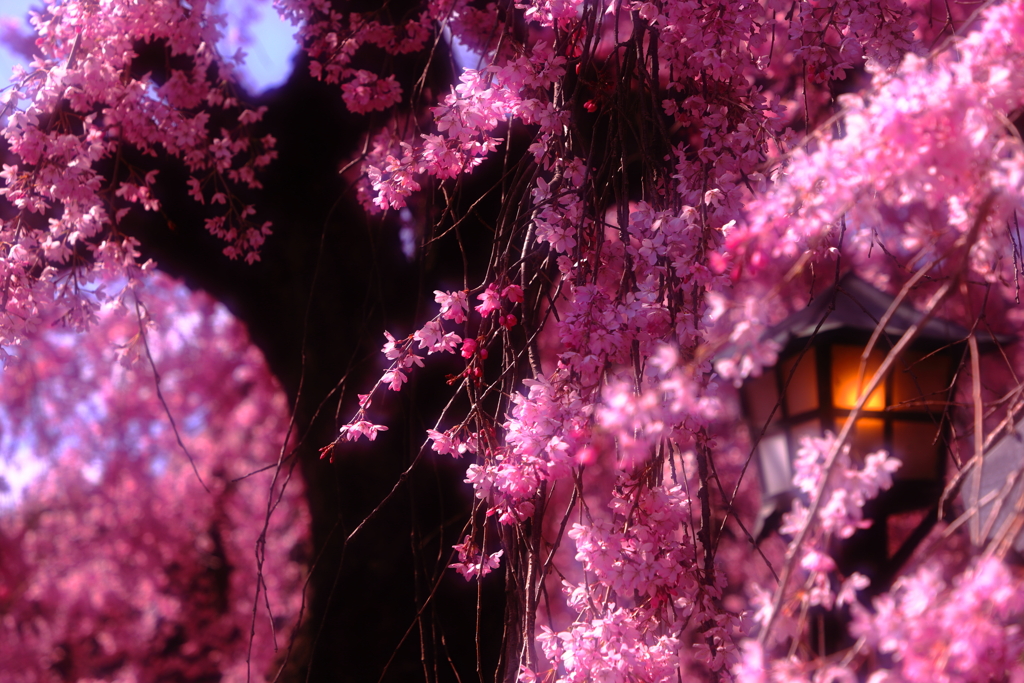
top-left (117, 48), bottom-right (508, 683)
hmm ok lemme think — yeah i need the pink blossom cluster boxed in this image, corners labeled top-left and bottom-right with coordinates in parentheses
top-left (655, 0), bottom-right (782, 219)
top-left (729, 2), bottom-right (1024, 352)
top-left (325, 281), bottom-right (531, 582)
top-left (358, 132), bottom-right (422, 211)
top-left (426, 426), bottom-right (478, 458)
top-left (516, 0), bottom-right (585, 29)
top-left (737, 557), bottom-right (1024, 683)
top-left (360, 42), bottom-right (568, 211)
top-left (465, 374), bottom-right (588, 524)
top-left (276, 0), bottom-right (432, 87)
top-left (735, 433), bottom-right (904, 680)
top-left (319, 317), bottom-right (446, 458)
top-left (786, 0), bottom-right (918, 84)
top-left (340, 69), bottom-right (404, 114)
top-left (528, 483), bottom-right (737, 681)
top-left (710, 3), bottom-right (1024, 385)
top-left (448, 534), bottom-right (504, 579)
top-left (0, 0), bottom-right (280, 364)
top-left (0, 271), bottom-right (307, 682)
top-left (596, 345), bottom-right (724, 470)
top-left (529, 158), bottom-right (586, 256)
top-left (446, 2), bottom-right (502, 55)
top-left (552, 200), bottom-right (728, 391)
top-left (475, 282), bottom-right (522, 328)
top-left (708, 289), bottom-right (784, 384)
top-left (783, 433), bottom-right (901, 540)
top-left (327, 283), bottom-right (524, 461)
top-left (278, 0), bottom-right (514, 93)
top-left (851, 557), bottom-right (1024, 683)
top-left (293, 0), bottom-right (936, 229)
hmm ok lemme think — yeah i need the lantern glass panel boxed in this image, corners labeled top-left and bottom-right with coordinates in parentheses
top-left (759, 433), bottom-right (792, 496)
top-left (893, 350), bottom-right (950, 411)
top-left (780, 348), bottom-right (818, 416)
top-left (892, 422), bottom-right (942, 479)
top-left (832, 345), bottom-right (886, 411)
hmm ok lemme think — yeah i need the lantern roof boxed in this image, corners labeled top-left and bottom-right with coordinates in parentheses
top-left (763, 274), bottom-right (1004, 349)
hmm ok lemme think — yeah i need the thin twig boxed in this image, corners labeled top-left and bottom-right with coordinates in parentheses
top-left (134, 296), bottom-right (210, 493)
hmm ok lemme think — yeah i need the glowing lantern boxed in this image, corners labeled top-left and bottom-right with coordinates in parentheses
top-left (741, 276), bottom-right (981, 574)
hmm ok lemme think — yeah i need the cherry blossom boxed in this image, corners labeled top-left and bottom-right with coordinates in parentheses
top-left (6, 0), bottom-right (1024, 680)
top-left (0, 272), bottom-right (307, 682)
